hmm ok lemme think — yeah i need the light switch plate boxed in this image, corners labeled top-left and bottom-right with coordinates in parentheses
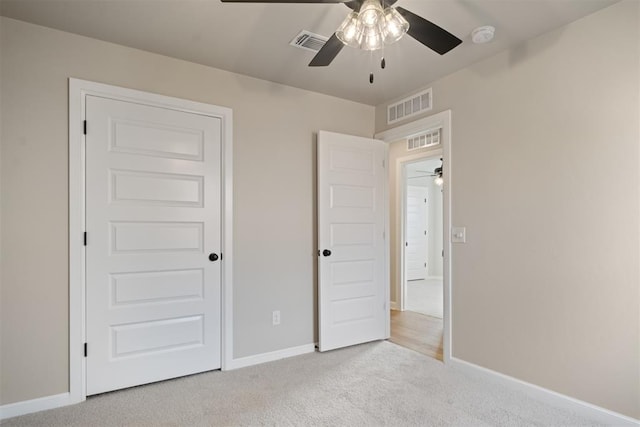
top-left (451, 227), bottom-right (466, 243)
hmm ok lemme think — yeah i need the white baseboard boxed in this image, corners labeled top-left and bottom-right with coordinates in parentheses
top-left (0, 392), bottom-right (74, 421)
top-left (390, 301), bottom-right (399, 311)
top-left (1, 344), bottom-right (316, 420)
top-left (9, 350), bottom-right (633, 426)
top-left (449, 357), bottom-right (639, 426)
top-left (226, 343), bottom-right (316, 370)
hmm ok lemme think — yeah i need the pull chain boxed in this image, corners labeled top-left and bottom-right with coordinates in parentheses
top-left (369, 50), bottom-right (374, 84)
top-left (382, 0), bottom-right (387, 70)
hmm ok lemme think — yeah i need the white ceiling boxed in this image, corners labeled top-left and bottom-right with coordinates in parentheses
top-left (0, 0), bottom-right (617, 105)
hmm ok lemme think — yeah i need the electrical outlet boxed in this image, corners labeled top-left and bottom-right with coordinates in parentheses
top-left (272, 310), bottom-right (281, 326)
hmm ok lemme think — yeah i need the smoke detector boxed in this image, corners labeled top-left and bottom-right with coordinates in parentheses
top-left (471, 26), bottom-right (495, 44)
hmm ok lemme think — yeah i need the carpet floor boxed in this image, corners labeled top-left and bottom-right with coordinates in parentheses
top-left (4, 341), bottom-right (602, 426)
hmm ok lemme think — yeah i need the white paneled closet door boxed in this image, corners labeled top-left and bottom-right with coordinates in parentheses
top-left (85, 95), bottom-right (221, 395)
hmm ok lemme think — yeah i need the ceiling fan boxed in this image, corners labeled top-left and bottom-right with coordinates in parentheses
top-left (220, 0), bottom-right (462, 75)
top-left (412, 159), bottom-right (443, 186)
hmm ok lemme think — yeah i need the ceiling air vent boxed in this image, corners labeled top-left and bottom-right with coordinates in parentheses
top-left (407, 128), bottom-right (441, 151)
top-left (387, 88), bottom-right (432, 125)
top-left (290, 31), bottom-right (328, 52)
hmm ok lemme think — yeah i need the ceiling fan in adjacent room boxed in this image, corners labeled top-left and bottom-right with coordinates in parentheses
top-left (220, 0), bottom-right (462, 83)
top-left (413, 160), bottom-right (443, 186)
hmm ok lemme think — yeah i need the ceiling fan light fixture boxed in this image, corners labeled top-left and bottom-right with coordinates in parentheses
top-left (336, 11), bottom-right (363, 48)
top-left (335, 1), bottom-right (409, 52)
top-left (382, 7), bottom-right (409, 44)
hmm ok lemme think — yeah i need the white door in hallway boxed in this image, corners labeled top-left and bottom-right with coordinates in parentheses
top-left (317, 131), bottom-right (387, 352)
top-left (405, 185), bottom-right (428, 281)
top-left (85, 95), bottom-right (221, 395)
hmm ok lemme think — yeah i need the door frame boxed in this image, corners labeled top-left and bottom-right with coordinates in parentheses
top-left (401, 156), bottom-right (441, 311)
top-left (375, 110), bottom-right (452, 363)
top-left (68, 78), bottom-right (233, 403)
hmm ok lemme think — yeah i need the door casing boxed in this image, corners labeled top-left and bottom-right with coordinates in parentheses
top-left (69, 78), bottom-right (233, 403)
top-left (375, 110), bottom-right (452, 363)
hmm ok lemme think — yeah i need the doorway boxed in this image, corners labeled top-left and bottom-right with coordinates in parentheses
top-left (389, 155), bottom-right (444, 360)
top-left (374, 110), bottom-right (452, 363)
top-left (403, 157), bottom-right (444, 319)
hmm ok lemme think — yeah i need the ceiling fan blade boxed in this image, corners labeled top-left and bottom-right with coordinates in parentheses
top-left (309, 33), bottom-right (344, 66)
top-left (219, 0), bottom-right (370, 9)
top-left (221, 0), bottom-right (347, 3)
top-left (395, 7), bottom-right (462, 55)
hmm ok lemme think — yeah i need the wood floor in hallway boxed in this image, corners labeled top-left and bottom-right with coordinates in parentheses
top-left (389, 310), bottom-right (443, 361)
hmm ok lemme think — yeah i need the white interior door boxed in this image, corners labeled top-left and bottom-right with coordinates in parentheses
top-left (85, 95), bottom-right (221, 395)
top-left (406, 185), bottom-right (428, 281)
top-left (317, 130), bottom-right (387, 352)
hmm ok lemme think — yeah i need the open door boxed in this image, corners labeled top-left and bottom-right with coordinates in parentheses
top-left (317, 130), bottom-right (387, 352)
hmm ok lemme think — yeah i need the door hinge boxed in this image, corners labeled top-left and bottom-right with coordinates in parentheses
top-left (83, 120), bottom-right (87, 135)
top-left (84, 343), bottom-right (87, 357)
top-left (83, 232), bottom-right (87, 246)
top-left (382, 159), bottom-right (385, 168)
top-left (424, 198), bottom-right (427, 203)
top-left (424, 262), bottom-right (427, 267)
top-left (220, 253), bottom-right (223, 260)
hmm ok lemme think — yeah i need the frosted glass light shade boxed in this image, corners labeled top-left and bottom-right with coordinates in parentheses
top-left (359, 0), bottom-right (383, 28)
top-left (360, 25), bottom-right (383, 51)
top-left (382, 7), bottom-right (409, 44)
top-left (336, 12), bottom-right (363, 48)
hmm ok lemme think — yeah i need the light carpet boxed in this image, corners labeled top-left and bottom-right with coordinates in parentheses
top-left (406, 278), bottom-right (443, 318)
top-left (4, 341), bottom-right (602, 426)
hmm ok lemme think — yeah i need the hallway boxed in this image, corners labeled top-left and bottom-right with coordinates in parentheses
top-left (404, 278), bottom-right (443, 318)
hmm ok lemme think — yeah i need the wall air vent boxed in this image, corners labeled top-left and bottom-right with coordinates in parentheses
top-left (407, 128), bottom-right (441, 151)
top-left (387, 88), bottom-right (432, 125)
top-left (290, 31), bottom-right (329, 52)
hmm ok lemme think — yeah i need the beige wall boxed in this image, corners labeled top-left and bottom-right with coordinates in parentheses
top-left (0, 17), bottom-right (374, 405)
top-left (378, 1), bottom-right (639, 418)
